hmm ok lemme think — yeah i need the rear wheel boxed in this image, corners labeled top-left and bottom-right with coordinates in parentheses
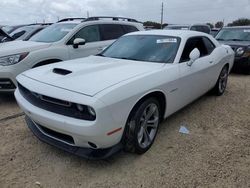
top-left (213, 66), bottom-right (229, 96)
top-left (124, 98), bottom-right (160, 154)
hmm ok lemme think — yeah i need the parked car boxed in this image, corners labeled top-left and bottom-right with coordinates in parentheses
top-left (0, 16), bottom-right (144, 92)
top-left (1, 24), bottom-right (51, 43)
top-left (15, 30), bottom-right (234, 159)
top-left (0, 27), bottom-right (12, 41)
top-left (165, 24), bottom-right (211, 34)
top-left (2, 24), bottom-right (29, 34)
top-left (216, 26), bottom-right (250, 74)
top-left (210, 28), bottom-right (220, 37)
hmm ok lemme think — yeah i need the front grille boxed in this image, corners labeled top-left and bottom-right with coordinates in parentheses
top-left (18, 83), bottom-right (96, 121)
top-left (36, 122), bottom-right (74, 145)
top-left (0, 79), bottom-right (16, 90)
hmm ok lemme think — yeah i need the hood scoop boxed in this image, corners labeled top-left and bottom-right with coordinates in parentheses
top-left (52, 68), bottom-right (72, 75)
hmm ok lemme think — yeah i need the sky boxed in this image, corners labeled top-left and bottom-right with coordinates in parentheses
top-left (0, 0), bottom-right (249, 25)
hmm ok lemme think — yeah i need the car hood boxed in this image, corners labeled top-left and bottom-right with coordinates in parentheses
top-left (0, 40), bottom-right (52, 57)
top-left (218, 40), bottom-right (250, 47)
top-left (22, 56), bottom-right (164, 96)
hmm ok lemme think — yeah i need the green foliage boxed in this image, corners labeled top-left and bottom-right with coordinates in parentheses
top-left (215, 21), bottom-right (224, 28)
top-left (143, 21), bottom-right (162, 29)
top-left (206, 23), bottom-right (214, 29)
top-left (227, 18), bottom-right (250, 26)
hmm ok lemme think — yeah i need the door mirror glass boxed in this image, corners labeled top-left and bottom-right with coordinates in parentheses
top-left (187, 48), bottom-right (200, 66)
top-left (73, 38), bottom-right (86, 48)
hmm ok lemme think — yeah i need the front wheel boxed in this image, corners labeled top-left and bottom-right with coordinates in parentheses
top-left (124, 98), bottom-right (160, 154)
top-left (213, 66), bottom-right (229, 96)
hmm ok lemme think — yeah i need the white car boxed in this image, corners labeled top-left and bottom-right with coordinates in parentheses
top-left (15, 30), bottom-right (234, 159)
top-left (0, 17), bottom-right (144, 92)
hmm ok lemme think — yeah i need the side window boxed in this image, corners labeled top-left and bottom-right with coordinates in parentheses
top-left (99, 24), bottom-right (125, 41)
top-left (202, 37), bottom-right (215, 54)
top-left (180, 37), bottom-right (209, 62)
top-left (122, 25), bottom-right (139, 34)
top-left (68, 25), bottom-right (100, 44)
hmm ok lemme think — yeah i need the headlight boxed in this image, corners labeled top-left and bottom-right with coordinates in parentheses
top-left (0, 52), bottom-right (29, 66)
top-left (236, 47), bottom-right (245, 56)
top-left (75, 104), bottom-right (96, 120)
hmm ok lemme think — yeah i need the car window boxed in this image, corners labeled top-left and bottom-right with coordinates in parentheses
top-left (29, 23), bottom-right (77, 43)
top-left (100, 35), bottom-right (181, 64)
top-left (122, 25), bottom-right (139, 33)
top-left (180, 37), bottom-right (209, 62)
top-left (68, 25), bottom-right (100, 44)
top-left (100, 24), bottom-right (125, 40)
top-left (202, 37), bottom-right (215, 54)
top-left (216, 28), bottom-right (250, 41)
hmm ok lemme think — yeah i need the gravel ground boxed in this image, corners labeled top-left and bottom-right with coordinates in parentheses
top-left (0, 74), bottom-right (249, 188)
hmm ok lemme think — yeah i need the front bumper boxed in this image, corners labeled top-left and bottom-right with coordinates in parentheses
top-left (14, 80), bottom-right (124, 148)
top-left (25, 116), bottom-right (123, 159)
top-left (0, 63), bottom-right (28, 92)
top-left (233, 56), bottom-right (250, 72)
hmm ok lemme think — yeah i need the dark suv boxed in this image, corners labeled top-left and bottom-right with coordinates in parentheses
top-left (216, 26), bottom-right (250, 74)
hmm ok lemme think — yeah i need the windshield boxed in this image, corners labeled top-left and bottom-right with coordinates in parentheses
top-left (10, 26), bottom-right (37, 40)
top-left (100, 35), bottom-right (181, 64)
top-left (29, 23), bottom-right (77, 43)
top-left (216, 28), bottom-right (250, 41)
top-left (2, 26), bottom-right (15, 33)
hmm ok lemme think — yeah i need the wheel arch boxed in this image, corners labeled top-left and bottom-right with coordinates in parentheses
top-left (128, 90), bottom-right (167, 123)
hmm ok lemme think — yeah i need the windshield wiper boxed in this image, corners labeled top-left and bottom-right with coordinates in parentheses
top-left (216, 38), bottom-right (225, 41)
top-left (96, 54), bottom-right (105, 57)
top-left (228, 39), bottom-right (244, 41)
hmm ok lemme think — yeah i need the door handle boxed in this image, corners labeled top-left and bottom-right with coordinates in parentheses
top-left (209, 61), bottom-right (213, 64)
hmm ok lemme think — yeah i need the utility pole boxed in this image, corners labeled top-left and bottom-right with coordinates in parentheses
top-left (161, 2), bottom-right (164, 29)
top-left (87, 11), bottom-right (89, 18)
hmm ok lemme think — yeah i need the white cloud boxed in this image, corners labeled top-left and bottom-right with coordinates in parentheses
top-left (0, 0), bottom-right (249, 25)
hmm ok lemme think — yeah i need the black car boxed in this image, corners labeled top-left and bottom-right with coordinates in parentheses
top-left (216, 26), bottom-right (250, 74)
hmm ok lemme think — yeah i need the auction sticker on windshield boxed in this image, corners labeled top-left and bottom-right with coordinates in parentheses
top-left (244, 29), bottom-right (250, 32)
top-left (157, 38), bottom-right (177, 44)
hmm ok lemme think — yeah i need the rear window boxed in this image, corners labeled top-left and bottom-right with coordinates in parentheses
top-left (122, 25), bottom-right (139, 33)
top-left (100, 24), bottom-right (125, 40)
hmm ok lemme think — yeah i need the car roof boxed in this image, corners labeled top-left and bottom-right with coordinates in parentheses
top-left (126, 29), bottom-right (210, 39)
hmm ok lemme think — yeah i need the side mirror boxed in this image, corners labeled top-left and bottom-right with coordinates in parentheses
top-left (187, 48), bottom-right (200, 66)
top-left (73, 38), bottom-right (86, 49)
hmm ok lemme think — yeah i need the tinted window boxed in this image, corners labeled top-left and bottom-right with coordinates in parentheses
top-left (190, 26), bottom-right (210, 34)
top-left (122, 25), bottom-right (139, 33)
top-left (100, 24), bottom-right (125, 40)
top-left (180, 37), bottom-right (209, 62)
top-left (202, 37), bottom-right (215, 54)
top-left (69, 25), bottom-right (100, 44)
top-left (100, 35), bottom-right (181, 64)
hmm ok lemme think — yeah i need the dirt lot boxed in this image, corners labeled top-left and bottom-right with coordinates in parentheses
top-left (0, 74), bottom-right (249, 188)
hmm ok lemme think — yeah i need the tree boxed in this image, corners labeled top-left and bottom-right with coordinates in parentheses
top-left (215, 21), bottom-right (224, 28)
top-left (206, 23), bottom-right (214, 29)
top-left (143, 21), bottom-right (161, 29)
top-left (227, 18), bottom-right (250, 26)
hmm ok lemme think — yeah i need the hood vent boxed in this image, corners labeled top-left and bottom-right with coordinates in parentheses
top-left (52, 68), bottom-right (72, 75)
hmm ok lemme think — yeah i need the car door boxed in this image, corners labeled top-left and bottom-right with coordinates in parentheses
top-left (67, 25), bottom-right (105, 59)
top-left (177, 36), bottom-right (215, 107)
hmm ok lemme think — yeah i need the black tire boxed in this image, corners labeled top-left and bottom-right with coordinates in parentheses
top-left (213, 65), bottom-right (229, 96)
top-left (123, 98), bottom-right (160, 154)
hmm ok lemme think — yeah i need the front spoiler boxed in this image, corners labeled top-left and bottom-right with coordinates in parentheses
top-left (25, 116), bottom-right (123, 160)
